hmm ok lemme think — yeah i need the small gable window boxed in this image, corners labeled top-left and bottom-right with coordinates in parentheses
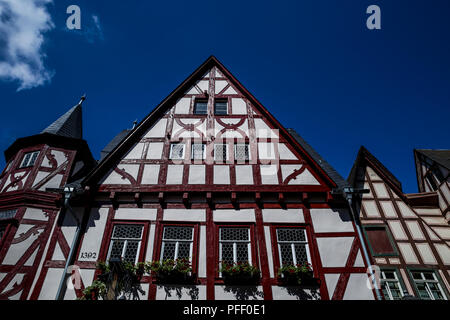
top-left (19, 151), bottom-right (40, 168)
top-left (214, 99), bottom-right (228, 115)
top-left (214, 144), bottom-right (228, 162)
top-left (364, 225), bottom-right (397, 256)
top-left (191, 143), bottom-right (206, 160)
top-left (235, 144), bottom-right (250, 162)
top-left (170, 144), bottom-right (185, 160)
top-left (194, 100), bottom-right (208, 115)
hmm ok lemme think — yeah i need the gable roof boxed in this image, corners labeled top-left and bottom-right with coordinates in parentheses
top-left (82, 56), bottom-right (339, 189)
top-left (41, 97), bottom-right (84, 139)
top-left (415, 149), bottom-right (450, 171)
top-left (348, 146), bottom-right (403, 195)
top-left (287, 128), bottom-right (349, 190)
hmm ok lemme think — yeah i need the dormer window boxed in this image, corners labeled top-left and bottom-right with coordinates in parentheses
top-left (194, 100), bottom-right (208, 115)
top-left (19, 151), bottom-right (39, 168)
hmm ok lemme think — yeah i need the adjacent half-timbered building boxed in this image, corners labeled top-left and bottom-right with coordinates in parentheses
top-left (1, 56), bottom-right (381, 300)
top-left (349, 147), bottom-right (450, 300)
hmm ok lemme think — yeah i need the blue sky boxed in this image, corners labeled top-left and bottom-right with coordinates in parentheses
top-left (0, 0), bottom-right (449, 193)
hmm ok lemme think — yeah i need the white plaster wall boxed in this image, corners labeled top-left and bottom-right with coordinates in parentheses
top-left (38, 174), bottom-right (63, 191)
top-left (324, 273), bottom-right (340, 298)
top-left (146, 142), bottom-right (164, 159)
top-left (215, 285), bottom-right (264, 300)
top-left (144, 119), bottom-right (167, 138)
top-left (432, 227), bottom-right (450, 240)
top-left (101, 164), bottom-right (139, 185)
top-left (362, 201), bottom-right (380, 217)
top-left (278, 143), bottom-right (297, 160)
top-left (380, 201), bottom-right (397, 218)
top-left (231, 98), bottom-right (247, 115)
top-left (416, 243), bottom-right (437, 264)
top-left (38, 268), bottom-right (64, 300)
top-left (372, 183), bottom-right (389, 198)
top-left (213, 209), bottom-right (255, 222)
top-left (289, 168), bottom-right (320, 185)
top-left (271, 286), bottom-right (320, 300)
top-left (189, 165), bottom-right (205, 184)
top-left (262, 209), bottom-right (304, 223)
top-left (310, 208), bottom-right (354, 233)
top-left (343, 274), bottom-right (375, 300)
top-left (32, 171), bottom-right (48, 187)
top-left (174, 97), bottom-right (191, 114)
top-left (215, 80), bottom-right (228, 94)
top-left (235, 165), bottom-right (253, 185)
top-left (163, 209), bottom-right (206, 222)
top-left (166, 165), bottom-right (184, 184)
top-left (156, 285), bottom-right (206, 300)
top-left (23, 208), bottom-right (48, 221)
top-left (396, 202), bottom-right (417, 218)
top-left (405, 221), bottom-right (425, 240)
top-left (145, 224), bottom-right (156, 261)
top-left (254, 119), bottom-right (278, 138)
top-left (397, 243), bottom-right (419, 264)
top-left (435, 244), bottom-right (450, 265)
top-left (2, 224), bottom-right (44, 265)
top-left (316, 237), bottom-right (354, 268)
top-left (366, 167), bottom-right (382, 181)
top-left (78, 207), bottom-right (109, 262)
top-left (142, 164), bottom-right (160, 184)
top-left (124, 142), bottom-right (144, 160)
top-left (114, 208), bottom-right (157, 220)
top-left (260, 165), bottom-right (278, 184)
top-left (214, 166), bottom-right (230, 184)
top-left (387, 221), bottom-right (408, 240)
top-left (258, 142), bottom-right (275, 160)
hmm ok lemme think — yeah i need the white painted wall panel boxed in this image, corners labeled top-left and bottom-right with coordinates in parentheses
top-left (78, 207), bottom-right (109, 262)
top-left (343, 274), bottom-right (374, 300)
top-left (235, 165), bottom-right (253, 185)
top-left (213, 209), bottom-right (255, 222)
top-left (114, 208), bottom-right (157, 220)
top-left (310, 208), bottom-right (354, 233)
top-left (142, 164), bottom-right (160, 184)
top-left (213, 166), bottom-right (230, 184)
top-left (188, 165), bottom-right (205, 184)
top-left (174, 98), bottom-right (191, 114)
top-left (144, 119), bottom-right (167, 138)
top-left (231, 98), bottom-right (247, 115)
top-left (166, 165), bottom-right (184, 184)
top-left (262, 209), bottom-right (304, 223)
top-left (163, 209), bottom-right (206, 222)
top-left (146, 142), bottom-right (164, 159)
top-left (316, 237), bottom-right (354, 268)
top-left (398, 243), bottom-right (419, 264)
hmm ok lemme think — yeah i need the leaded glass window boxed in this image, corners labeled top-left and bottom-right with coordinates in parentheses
top-left (170, 143), bottom-right (185, 160)
top-left (20, 151), bottom-right (39, 168)
top-left (412, 271), bottom-right (447, 300)
top-left (380, 269), bottom-right (404, 300)
top-left (235, 144), bottom-right (250, 161)
top-left (219, 227), bottom-right (251, 266)
top-left (161, 226), bottom-right (194, 261)
top-left (276, 228), bottom-right (310, 267)
top-left (107, 224), bottom-right (144, 264)
top-left (191, 144), bottom-right (206, 160)
top-left (214, 144), bottom-right (228, 162)
top-left (194, 100), bottom-right (208, 115)
top-left (214, 100), bottom-right (228, 115)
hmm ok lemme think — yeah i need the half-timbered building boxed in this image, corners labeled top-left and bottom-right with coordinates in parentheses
top-left (348, 147), bottom-right (450, 300)
top-left (0, 56), bottom-right (382, 300)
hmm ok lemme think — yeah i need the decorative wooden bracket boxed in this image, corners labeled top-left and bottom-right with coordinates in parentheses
top-left (206, 192), bottom-right (214, 209)
top-left (302, 192), bottom-right (309, 206)
top-left (255, 192), bottom-right (262, 208)
top-left (134, 193), bottom-right (142, 208)
top-left (110, 192), bottom-right (118, 209)
top-left (183, 192), bottom-right (190, 208)
top-left (231, 192), bottom-right (238, 209)
top-left (278, 192), bottom-right (286, 208)
top-left (158, 192), bottom-right (165, 207)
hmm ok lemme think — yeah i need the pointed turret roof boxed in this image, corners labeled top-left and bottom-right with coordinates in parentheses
top-left (41, 96), bottom-right (84, 139)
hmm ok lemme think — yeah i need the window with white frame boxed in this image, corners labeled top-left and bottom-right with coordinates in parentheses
top-left (161, 226), bottom-right (194, 261)
top-left (194, 100), bottom-right (208, 115)
top-left (235, 144), bottom-right (250, 161)
top-left (107, 224), bottom-right (144, 264)
top-left (219, 227), bottom-right (251, 266)
top-left (214, 144), bottom-right (228, 162)
top-left (191, 143), bottom-right (206, 160)
top-left (411, 270), bottom-right (447, 300)
top-left (214, 100), bottom-right (228, 115)
top-left (276, 228), bottom-right (310, 267)
top-left (170, 143), bottom-right (185, 160)
top-left (380, 269), bottom-right (404, 300)
top-left (20, 151), bottom-right (40, 168)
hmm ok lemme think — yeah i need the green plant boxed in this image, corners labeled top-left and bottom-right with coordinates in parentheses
top-left (277, 262), bottom-right (315, 285)
top-left (79, 280), bottom-right (106, 300)
top-left (220, 262), bottom-right (261, 285)
top-left (146, 258), bottom-right (193, 283)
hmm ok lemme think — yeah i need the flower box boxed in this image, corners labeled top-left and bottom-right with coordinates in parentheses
top-left (220, 262), bottom-right (261, 285)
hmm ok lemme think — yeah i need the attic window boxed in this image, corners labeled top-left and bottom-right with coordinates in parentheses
top-left (194, 100), bottom-right (208, 115)
top-left (192, 144), bottom-right (206, 160)
top-left (364, 225), bottom-right (397, 256)
top-left (19, 151), bottom-right (39, 168)
top-left (235, 144), bottom-right (250, 161)
top-left (214, 144), bottom-right (228, 162)
top-left (214, 99), bottom-right (228, 115)
top-left (170, 144), bottom-right (185, 160)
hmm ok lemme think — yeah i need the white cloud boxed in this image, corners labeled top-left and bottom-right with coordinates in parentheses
top-left (0, 0), bottom-right (54, 91)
